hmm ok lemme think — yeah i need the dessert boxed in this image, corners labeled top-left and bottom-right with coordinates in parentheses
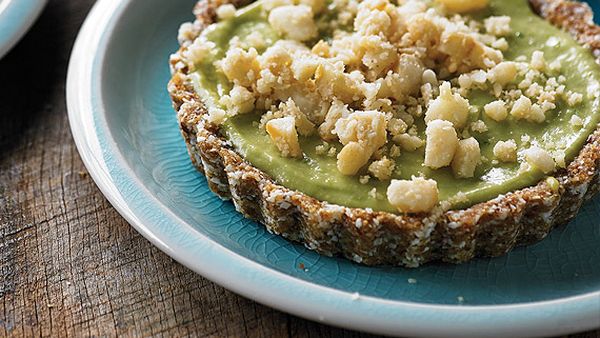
top-left (169, 0), bottom-right (600, 266)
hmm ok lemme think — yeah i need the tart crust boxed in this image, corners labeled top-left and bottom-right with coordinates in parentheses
top-left (168, 0), bottom-right (600, 267)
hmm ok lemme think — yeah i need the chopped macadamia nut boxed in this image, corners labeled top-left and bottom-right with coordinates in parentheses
top-left (387, 177), bottom-right (439, 213)
top-left (268, 5), bottom-right (318, 42)
top-left (493, 140), bottom-right (518, 162)
top-left (470, 120), bottom-right (488, 133)
top-left (451, 138), bottom-right (481, 178)
top-left (216, 4), bottom-right (236, 20)
top-left (184, 38), bottom-right (216, 64)
top-left (531, 51), bottom-right (546, 71)
top-left (178, 23), bottom-right (197, 46)
top-left (393, 54), bottom-right (426, 96)
top-left (221, 85), bottom-right (255, 114)
top-left (368, 157), bottom-right (395, 180)
top-left (422, 69), bottom-right (438, 86)
top-left (276, 99), bottom-right (315, 136)
top-left (319, 100), bottom-right (350, 141)
top-left (245, 31), bottom-right (266, 49)
top-left (334, 110), bottom-right (387, 153)
top-left (484, 16), bottom-right (511, 36)
top-left (354, 5), bottom-right (392, 37)
top-left (489, 62), bottom-right (517, 86)
top-left (266, 116), bottom-right (303, 158)
top-left (424, 120), bottom-right (459, 169)
top-left (393, 133), bottom-right (424, 152)
top-left (523, 146), bottom-right (555, 174)
top-left (484, 100), bottom-right (508, 122)
top-left (337, 142), bottom-right (371, 175)
top-left (492, 38), bottom-right (509, 51)
top-left (206, 107), bottom-right (227, 125)
top-left (193, 0), bottom-right (586, 184)
top-left (219, 48), bottom-right (260, 86)
top-left (425, 82), bottom-right (470, 128)
top-left (510, 96), bottom-right (545, 123)
top-left (360, 35), bottom-right (398, 79)
top-left (388, 118), bottom-right (408, 136)
top-left (529, 104), bottom-right (546, 123)
top-left (440, 31), bottom-right (502, 73)
top-left (291, 56), bottom-right (320, 82)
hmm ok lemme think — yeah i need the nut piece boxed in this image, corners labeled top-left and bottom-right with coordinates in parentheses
top-left (266, 116), bottom-right (303, 158)
top-left (424, 120), bottom-right (458, 169)
top-left (277, 98), bottom-right (315, 136)
top-left (510, 96), bottom-right (545, 123)
top-left (493, 140), bottom-right (518, 162)
top-left (220, 85), bottom-right (255, 114)
top-left (334, 110), bottom-right (387, 152)
top-left (337, 142), bottom-right (371, 175)
top-left (531, 51), bottom-right (546, 71)
top-left (216, 4), bottom-right (236, 20)
top-left (451, 137), bottom-right (481, 178)
top-left (319, 100), bottom-right (350, 141)
top-left (489, 62), bottom-right (517, 87)
top-left (393, 133), bottom-right (424, 152)
top-left (387, 177), bottom-right (439, 213)
top-left (484, 100), bottom-right (508, 122)
top-left (484, 16), bottom-right (511, 36)
top-left (268, 5), bottom-right (318, 42)
top-left (435, 0), bottom-right (488, 12)
top-left (335, 110), bottom-right (387, 175)
top-left (523, 146), bottom-right (555, 174)
top-left (219, 48), bottom-right (260, 87)
top-left (368, 157), bottom-right (395, 181)
top-left (425, 82), bottom-right (470, 128)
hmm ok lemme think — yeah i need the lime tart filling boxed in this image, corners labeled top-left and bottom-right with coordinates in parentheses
top-left (175, 0), bottom-right (600, 213)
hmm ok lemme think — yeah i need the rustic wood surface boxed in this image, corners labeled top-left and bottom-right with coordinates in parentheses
top-left (0, 0), bottom-right (598, 337)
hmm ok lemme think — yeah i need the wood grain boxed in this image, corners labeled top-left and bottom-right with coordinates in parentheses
top-left (0, 0), bottom-right (597, 337)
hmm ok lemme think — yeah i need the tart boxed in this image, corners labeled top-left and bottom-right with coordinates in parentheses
top-left (169, 0), bottom-right (600, 267)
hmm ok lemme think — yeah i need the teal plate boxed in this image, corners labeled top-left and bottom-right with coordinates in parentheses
top-left (0, 0), bottom-right (46, 59)
top-left (67, 0), bottom-right (600, 336)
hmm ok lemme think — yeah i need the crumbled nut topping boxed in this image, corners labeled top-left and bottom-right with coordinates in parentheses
top-left (452, 137), bottom-right (481, 178)
top-left (493, 139), bottom-right (518, 163)
top-left (216, 4), bottom-right (237, 20)
top-left (179, 0), bottom-right (588, 213)
top-left (387, 176), bottom-right (439, 213)
top-left (523, 146), bottom-right (556, 174)
top-left (368, 157), bottom-right (395, 180)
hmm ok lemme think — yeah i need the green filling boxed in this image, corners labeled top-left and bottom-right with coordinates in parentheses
top-left (190, 0), bottom-right (600, 213)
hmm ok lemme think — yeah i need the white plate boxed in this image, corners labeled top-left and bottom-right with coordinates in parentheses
top-left (66, 0), bottom-right (600, 336)
top-left (0, 0), bottom-right (47, 59)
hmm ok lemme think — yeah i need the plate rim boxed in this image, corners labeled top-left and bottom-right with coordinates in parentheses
top-left (0, 0), bottom-right (47, 59)
top-left (66, 0), bottom-right (600, 336)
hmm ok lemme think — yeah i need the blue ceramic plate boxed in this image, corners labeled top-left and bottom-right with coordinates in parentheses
top-left (67, 0), bottom-right (600, 336)
top-left (0, 0), bottom-right (46, 59)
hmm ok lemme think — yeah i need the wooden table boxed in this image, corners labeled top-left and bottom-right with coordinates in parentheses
top-left (0, 1), bottom-right (598, 336)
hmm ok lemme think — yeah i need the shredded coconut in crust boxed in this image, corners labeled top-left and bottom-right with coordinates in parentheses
top-left (169, 0), bottom-right (600, 266)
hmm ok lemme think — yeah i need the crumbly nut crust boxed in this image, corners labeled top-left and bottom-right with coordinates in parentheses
top-left (169, 0), bottom-right (600, 267)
